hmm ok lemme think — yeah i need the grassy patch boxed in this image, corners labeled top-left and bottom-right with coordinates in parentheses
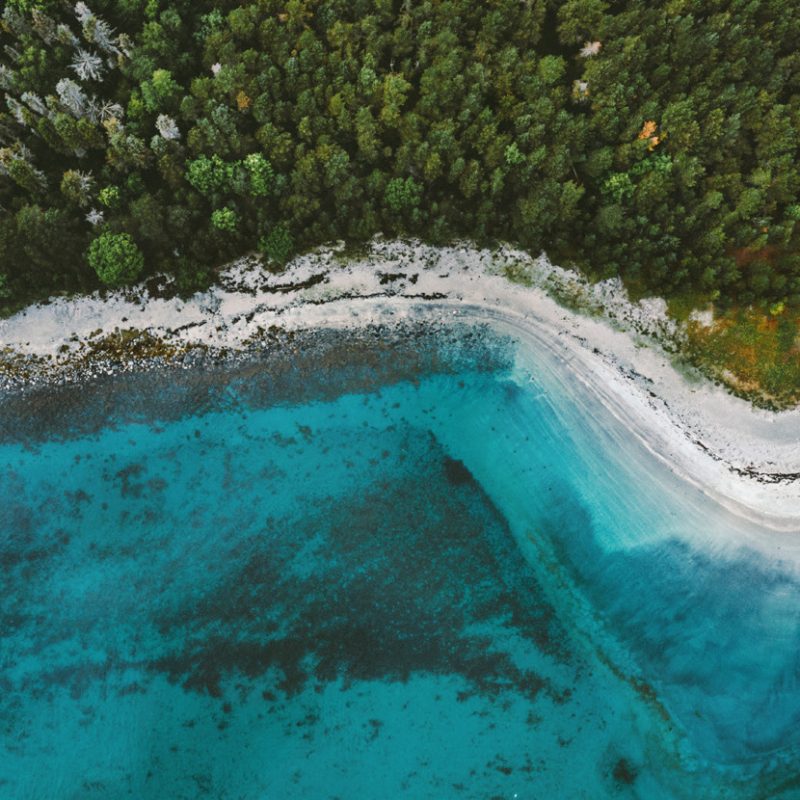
top-left (665, 291), bottom-right (714, 322)
top-left (685, 307), bottom-right (800, 407)
top-left (502, 260), bottom-right (535, 287)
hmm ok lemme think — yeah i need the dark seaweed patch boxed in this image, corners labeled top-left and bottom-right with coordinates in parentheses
top-left (112, 462), bottom-right (167, 499)
top-left (0, 500), bottom-right (70, 574)
top-left (443, 456), bottom-right (474, 486)
top-left (612, 757), bottom-right (638, 786)
top-left (147, 434), bottom-right (571, 703)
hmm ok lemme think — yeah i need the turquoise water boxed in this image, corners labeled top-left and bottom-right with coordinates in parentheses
top-left (2, 324), bottom-right (800, 799)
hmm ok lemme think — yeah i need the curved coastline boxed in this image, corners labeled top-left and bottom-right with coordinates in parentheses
top-left (485, 306), bottom-right (800, 536)
top-left (1, 239), bottom-right (798, 534)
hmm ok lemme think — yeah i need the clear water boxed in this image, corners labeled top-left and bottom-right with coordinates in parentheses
top-left (2, 324), bottom-right (800, 799)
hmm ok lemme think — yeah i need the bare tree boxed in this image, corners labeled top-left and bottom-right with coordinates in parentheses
top-left (156, 114), bottom-right (180, 141)
top-left (71, 49), bottom-right (105, 81)
top-left (56, 78), bottom-right (88, 118)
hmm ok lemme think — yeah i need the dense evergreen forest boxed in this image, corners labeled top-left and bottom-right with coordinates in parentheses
top-left (2, 0), bottom-right (800, 309)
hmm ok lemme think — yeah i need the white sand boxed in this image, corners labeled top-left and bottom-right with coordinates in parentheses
top-left (1, 238), bottom-right (798, 531)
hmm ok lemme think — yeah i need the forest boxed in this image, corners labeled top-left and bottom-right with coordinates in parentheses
top-left (2, 0), bottom-right (800, 313)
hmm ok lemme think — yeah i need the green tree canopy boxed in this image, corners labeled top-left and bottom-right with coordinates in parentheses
top-left (87, 233), bottom-right (144, 287)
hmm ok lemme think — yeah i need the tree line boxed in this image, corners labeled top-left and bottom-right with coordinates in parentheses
top-left (2, 0), bottom-right (800, 308)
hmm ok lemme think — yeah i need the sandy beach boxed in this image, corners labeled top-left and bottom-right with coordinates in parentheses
top-left (1, 238), bottom-right (798, 531)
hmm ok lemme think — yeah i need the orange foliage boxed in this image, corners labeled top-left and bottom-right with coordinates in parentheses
top-left (236, 91), bottom-right (252, 111)
top-left (638, 120), bottom-right (657, 139)
top-left (637, 120), bottom-right (661, 150)
top-left (731, 244), bottom-right (778, 268)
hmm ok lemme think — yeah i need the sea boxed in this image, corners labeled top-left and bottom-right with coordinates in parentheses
top-left (2, 319), bottom-right (799, 799)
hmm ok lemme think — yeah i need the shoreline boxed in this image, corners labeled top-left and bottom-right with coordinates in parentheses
top-left (1, 238), bottom-right (798, 531)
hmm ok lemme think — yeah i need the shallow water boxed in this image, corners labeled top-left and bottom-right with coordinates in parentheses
top-left (2, 323), bottom-right (800, 799)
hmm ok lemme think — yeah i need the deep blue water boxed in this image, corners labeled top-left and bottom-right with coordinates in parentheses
top-left (2, 324), bottom-right (800, 799)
